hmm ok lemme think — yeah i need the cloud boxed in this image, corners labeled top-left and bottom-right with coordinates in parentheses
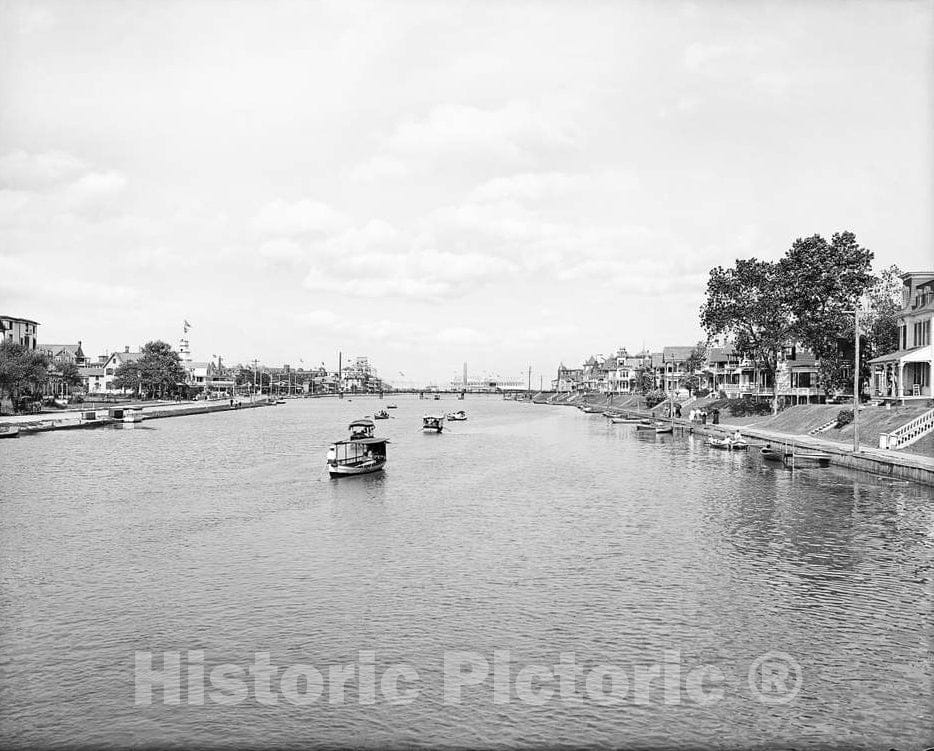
top-left (0, 150), bottom-right (88, 190)
top-left (346, 155), bottom-right (409, 183)
top-left (251, 199), bottom-right (350, 236)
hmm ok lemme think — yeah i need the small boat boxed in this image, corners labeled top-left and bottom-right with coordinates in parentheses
top-left (655, 425), bottom-right (673, 434)
top-left (635, 423), bottom-right (656, 431)
top-left (760, 447), bottom-right (783, 462)
top-left (709, 436), bottom-right (747, 450)
top-left (0, 426), bottom-right (20, 439)
top-left (446, 410), bottom-right (467, 421)
top-left (580, 405), bottom-right (602, 414)
top-left (422, 415), bottom-right (444, 433)
top-left (433, 394), bottom-right (440, 400)
top-left (783, 452), bottom-right (831, 469)
top-left (373, 409), bottom-right (390, 420)
top-left (327, 419), bottom-right (389, 478)
top-left (386, 404), bottom-right (398, 409)
top-left (276, 399), bottom-right (286, 405)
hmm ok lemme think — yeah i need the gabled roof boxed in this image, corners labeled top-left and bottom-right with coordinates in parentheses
top-left (706, 346), bottom-right (737, 362)
top-left (39, 343), bottom-right (82, 355)
top-left (111, 351), bottom-right (143, 364)
top-left (662, 346), bottom-right (695, 361)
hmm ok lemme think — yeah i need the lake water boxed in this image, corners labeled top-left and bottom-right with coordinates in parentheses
top-left (1, 396), bottom-right (932, 749)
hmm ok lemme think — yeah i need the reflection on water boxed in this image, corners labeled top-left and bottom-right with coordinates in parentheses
top-left (1, 397), bottom-right (932, 748)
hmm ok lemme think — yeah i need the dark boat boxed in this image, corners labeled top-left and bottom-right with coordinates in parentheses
top-left (783, 452), bottom-right (831, 469)
top-left (760, 447), bottom-right (783, 462)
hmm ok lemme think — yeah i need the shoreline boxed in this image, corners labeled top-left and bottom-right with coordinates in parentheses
top-left (559, 394), bottom-right (934, 488)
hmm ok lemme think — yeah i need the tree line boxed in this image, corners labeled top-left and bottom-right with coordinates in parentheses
top-left (699, 231), bottom-right (900, 413)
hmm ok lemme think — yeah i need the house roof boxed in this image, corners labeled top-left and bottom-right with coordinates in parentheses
top-left (0, 315), bottom-right (40, 326)
top-left (662, 346), bottom-right (695, 361)
top-left (111, 351), bottom-right (143, 364)
top-left (706, 346), bottom-right (737, 362)
top-left (869, 344), bottom-right (933, 364)
top-left (39, 343), bottom-right (82, 356)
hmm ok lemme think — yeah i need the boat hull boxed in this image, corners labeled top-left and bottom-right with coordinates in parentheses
top-left (0, 427), bottom-right (20, 439)
top-left (422, 427), bottom-right (443, 433)
top-left (783, 453), bottom-right (831, 468)
top-left (328, 460), bottom-right (386, 478)
top-left (761, 449), bottom-right (783, 462)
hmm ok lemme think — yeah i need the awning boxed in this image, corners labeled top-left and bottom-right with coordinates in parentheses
top-left (869, 344), bottom-right (933, 365)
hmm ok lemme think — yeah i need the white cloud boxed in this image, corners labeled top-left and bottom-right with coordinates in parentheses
top-left (0, 150), bottom-right (88, 189)
top-left (251, 199), bottom-right (350, 236)
top-left (346, 155), bottom-right (409, 183)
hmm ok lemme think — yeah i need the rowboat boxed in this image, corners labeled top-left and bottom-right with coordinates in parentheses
top-left (326, 420), bottom-right (389, 478)
top-left (446, 410), bottom-right (467, 421)
top-left (386, 404), bottom-right (397, 409)
top-left (655, 425), bottom-right (673, 434)
top-left (422, 415), bottom-right (444, 433)
top-left (634, 423), bottom-right (656, 431)
top-left (373, 409), bottom-right (389, 419)
top-left (783, 452), bottom-right (831, 469)
top-left (0, 426), bottom-right (20, 439)
top-left (580, 405), bottom-right (603, 414)
top-left (760, 447), bottom-right (784, 462)
top-left (708, 436), bottom-right (748, 451)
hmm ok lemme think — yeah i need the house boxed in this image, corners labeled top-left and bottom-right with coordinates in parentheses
top-left (0, 315), bottom-right (39, 350)
top-left (660, 346), bottom-right (695, 394)
top-left (98, 347), bottom-right (144, 393)
top-left (79, 366), bottom-right (107, 394)
top-left (554, 363), bottom-right (583, 392)
top-left (38, 342), bottom-right (87, 367)
top-left (869, 270), bottom-right (934, 400)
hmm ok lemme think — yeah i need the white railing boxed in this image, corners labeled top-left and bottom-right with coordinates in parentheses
top-left (879, 407), bottom-right (934, 450)
top-left (808, 418), bottom-right (838, 435)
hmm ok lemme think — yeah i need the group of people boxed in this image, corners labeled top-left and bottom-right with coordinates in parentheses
top-left (688, 407), bottom-right (721, 425)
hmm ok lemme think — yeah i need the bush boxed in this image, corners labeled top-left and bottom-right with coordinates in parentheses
top-left (644, 390), bottom-right (667, 408)
top-left (834, 408), bottom-right (853, 429)
top-left (728, 397), bottom-right (773, 417)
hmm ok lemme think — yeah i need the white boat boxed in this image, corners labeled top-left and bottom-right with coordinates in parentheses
top-left (327, 419), bottom-right (389, 478)
top-left (0, 426), bottom-right (20, 439)
top-left (422, 415), bottom-right (444, 433)
top-left (446, 410), bottom-right (467, 421)
top-left (373, 409), bottom-right (389, 420)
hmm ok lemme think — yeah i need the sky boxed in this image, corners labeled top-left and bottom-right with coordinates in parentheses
top-left (1, 0), bottom-right (931, 387)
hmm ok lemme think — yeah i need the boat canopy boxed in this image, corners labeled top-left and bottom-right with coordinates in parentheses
top-left (349, 419), bottom-right (375, 428)
top-left (335, 436), bottom-right (390, 446)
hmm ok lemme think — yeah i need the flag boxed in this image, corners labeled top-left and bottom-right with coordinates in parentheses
top-left (183, 319), bottom-right (191, 333)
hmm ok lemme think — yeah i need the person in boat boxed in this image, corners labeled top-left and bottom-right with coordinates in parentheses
top-left (732, 429), bottom-right (743, 442)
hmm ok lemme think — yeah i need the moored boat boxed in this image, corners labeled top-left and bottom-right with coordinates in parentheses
top-left (0, 426), bottom-right (20, 439)
top-left (446, 410), bottom-right (467, 421)
top-left (783, 452), bottom-right (831, 468)
top-left (655, 425), bottom-right (673, 434)
top-left (374, 409), bottom-right (390, 420)
top-left (760, 447), bottom-right (783, 462)
top-left (327, 419), bottom-right (389, 478)
top-left (422, 415), bottom-right (444, 433)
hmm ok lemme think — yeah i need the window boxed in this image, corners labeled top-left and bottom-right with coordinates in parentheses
top-left (106, 368), bottom-right (114, 375)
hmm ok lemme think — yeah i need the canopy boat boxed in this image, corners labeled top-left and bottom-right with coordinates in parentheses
top-left (374, 409), bottom-right (390, 420)
top-left (422, 415), bottom-right (444, 433)
top-left (446, 410), bottom-right (467, 421)
top-left (0, 426), bottom-right (20, 439)
top-left (386, 404), bottom-right (397, 409)
top-left (327, 420), bottom-right (388, 478)
top-left (783, 452), bottom-right (831, 469)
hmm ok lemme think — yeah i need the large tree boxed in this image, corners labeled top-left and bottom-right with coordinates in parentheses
top-left (0, 341), bottom-right (50, 413)
top-left (781, 231), bottom-right (875, 393)
top-left (113, 341), bottom-right (186, 398)
top-left (700, 258), bottom-right (795, 414)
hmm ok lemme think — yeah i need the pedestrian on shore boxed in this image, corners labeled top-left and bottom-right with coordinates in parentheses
top-left (674, 403), bottom-right (682, 418)
top-left (701, 409), bottom-right (708, 425)
top-left (712, 408), bottom-right (720, 425)
top-left (689, 408), bottom-right (696, 423)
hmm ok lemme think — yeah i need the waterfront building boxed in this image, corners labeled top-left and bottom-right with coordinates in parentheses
top-left (0, 315), bottom-right (39, 350)
top-left (96, 347), bottom-right (144, 394)
top-left (869, 270), bottom-right (934, 401)
top-left (38, 342), bottom-right (87, 367)
top-left (554, 363), bottom-right (583, 392)
top-left (660, 346), bottom-right (695, 394)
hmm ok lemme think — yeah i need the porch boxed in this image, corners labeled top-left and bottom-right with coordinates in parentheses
top-left (869, 344), bottom-right (933, 401)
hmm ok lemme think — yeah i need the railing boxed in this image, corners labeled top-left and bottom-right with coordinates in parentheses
top-left (879, 407), bottom-right (934, 450)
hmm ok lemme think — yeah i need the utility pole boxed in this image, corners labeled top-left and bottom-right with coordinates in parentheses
top-left (854, 308), bottom-right (860, 453)
top-left (527, 365), bottom-right (532, 399)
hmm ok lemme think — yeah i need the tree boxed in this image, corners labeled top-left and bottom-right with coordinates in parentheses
top-left (679, 341), bottom-right (707, 395)
top-left (0, 341), bottom-right (50, 413)
top-left (781, 231), bottom-right (874, 394)
top-left (700, 258), bottom-right (795, 414)
top-left (633, 366), bottom-right (655, 394)
top-left (114, 341), bottom-right (185, 398)
top-left (59, 361), bottom-right (84, 392)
